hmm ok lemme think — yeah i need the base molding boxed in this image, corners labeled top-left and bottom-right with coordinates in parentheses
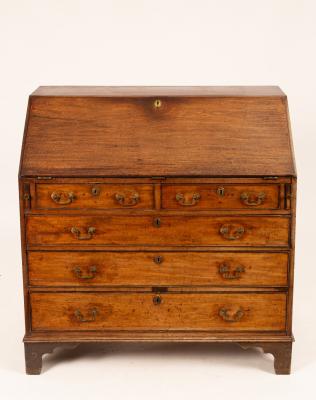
top-left (24, 335), bottom-right (293, 375)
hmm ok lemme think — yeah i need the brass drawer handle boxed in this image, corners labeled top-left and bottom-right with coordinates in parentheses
top-left (71, 226), bottom-right (96, 240)
top-left (153, 295), bottom-right (162, 305)
top-left (219, 307), bottom-right (244, 322)
top-left (51, 191), bottom-right (75, 205)
top-left (175, 192), bottom-right (201, 206)
top-left (153, 255), bottom-right (164, 264)
top-left (74, 307), bottom-right (98, 323)
top-left (218, 263), bottom-right (245, 279)
top-left (240, 191), bottom-right (266, 206)
top-left (73, 266), bottom-right (97, 279)
top-left (219, 224), bottom-right (245, 240)
top-left (114, 191), bottom-right (140, 207)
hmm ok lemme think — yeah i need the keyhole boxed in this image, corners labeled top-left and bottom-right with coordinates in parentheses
top-left (153, 295), bottom-right (162, 305)
top-left (217, 186), bottom-right (225, 197)
top-left (91, 187), bottom-right (100, 196)
top-left (154, 256), bottom-right (164, 264)
top-left (154, 99), bottom-right (162, 108)
top-left (153, 217), bottom-right (161, 228)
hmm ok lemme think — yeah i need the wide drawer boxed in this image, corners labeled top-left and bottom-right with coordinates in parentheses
top-left (26, 215), bottom-right (290, 247)
top-left (162, 184), bottom-right (280, 210)
top-left (28, 251), bottom-right (288, 287)
top-left (30, 292), bottom-right (286, 331)
top-left (35, 183), bottom-right (154, 209)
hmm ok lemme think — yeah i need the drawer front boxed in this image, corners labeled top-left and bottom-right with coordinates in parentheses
top-left (28, 251), bottom-right (288, 287)
top-left (30, 292), bottom-right (286, 331)
top-left (162, 184), bottom-right (280, 210)
top-left (26, 215), bottom-right (290, 247)
top-left (35, 184), bottom-right (154, 209)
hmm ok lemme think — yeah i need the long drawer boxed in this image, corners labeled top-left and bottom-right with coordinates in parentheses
top-left (30, 292), bottom-right (286, 331)
top-left (28, 251), bottom-right (289, 287)
top-left (26, 215), bottom-right (290, 247)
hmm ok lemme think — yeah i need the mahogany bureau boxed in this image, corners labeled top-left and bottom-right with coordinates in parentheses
top-left (19, 86), bottom-right (296, 374)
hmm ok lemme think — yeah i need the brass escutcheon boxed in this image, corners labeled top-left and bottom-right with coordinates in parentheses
top-left (153, 295), bottom-right (162, 305)
top-left (153, 255), bottom-right (164, 265)
top-left (154, 99), bottom-right (162, 108)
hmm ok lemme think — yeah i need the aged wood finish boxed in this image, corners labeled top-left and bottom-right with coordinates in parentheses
top-left (162, 184), bottom-right (280, 210)
top-left (26, 215), bottom-right (290, 247)
top-left (28, 251), bottom-right (288, 287)
top-left (30, 292), bottom-right (286, 331)
top-left (35, 183), bottom-right (154, 209)
top-left (19, 86), bottom-right (296, 374)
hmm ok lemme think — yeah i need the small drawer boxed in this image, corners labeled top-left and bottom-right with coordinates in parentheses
top-left (35, 183), bottom-right (154, 209)
top-left (26, 215), bottom-right (290, 247)
top-left (30, 292), bottom-right (286, 332)
top-left (28, 251), bottom-right (289, 287)
top-left (162, 184), bottom-right (280, 210)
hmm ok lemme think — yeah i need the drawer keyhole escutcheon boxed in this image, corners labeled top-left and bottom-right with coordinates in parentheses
top-left (154, 99), bottom-right (162, 108)
top-left (154, 255), bottom-right (164, 265)
top-left (91, 186), bottom-right (100, 196)
top-left (153, 295), bottom-right (162, 305)
top-left (219, 307), bottom-right (244, 322)
top-left (71, 226), bottom-right (96, 240)
top-left (153, 217), bottom-right (161, 228)
top-left (73, 266), bottom-right (97, 280)
top-left (219, 224), bottom-right (245, 240)
top-left (218, 263), bottom-right (245, 279)
top-left (74, 308), bottom-right (98, 323)
top-left (217, 187), bottom-right (225, 197)
top-left (51, 191), bottom-right (75, 205)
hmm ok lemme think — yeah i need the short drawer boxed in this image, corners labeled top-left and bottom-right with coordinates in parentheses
top-left (28, 251), bottom-right (288, 287)
top-left (26, 215), bottom-right (290, 247)
top-left (30, 292), bottom-right (287, 331)
top-left (35, 183), bottom-right (154, 209)
top-left (162, 184), bottom-right (280, 210)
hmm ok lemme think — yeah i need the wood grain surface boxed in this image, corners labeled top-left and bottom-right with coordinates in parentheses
top-left (28, 251), bottom-right (288, 287)
top-left (26, 215), bottom-right (290, 247)
top-left (30, 292), bottom-right (287, 331)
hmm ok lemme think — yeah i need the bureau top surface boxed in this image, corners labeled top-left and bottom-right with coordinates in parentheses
top-left (20, 86), bottom-right (296, 178)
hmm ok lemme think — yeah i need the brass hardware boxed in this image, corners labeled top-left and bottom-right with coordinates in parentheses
top-left (217, 186), bottom-right (225, 197)
top-left (114, 191), bottom-right (140, 207)
top-left (91, 186), bottom-right (100, 196)
top-left (151, 176), bottom-right (166, 180)
top-left (153, 255), bottom-right (164, 265)
top-left (73, 266), bottom-right (97, 279)
top-left (37, 176), bottom-right (53, 179)
top-left (284, 183), bottom-right (292, 209)
top-left (219, 307), bottom-right (244, 322)
top-left (154, 99), bottom-right (162, 108)
top-left (263, 176), bottom-right (279, 180)
top-left (153, 217), bottom-right (161, 228)
top-left (51, 191), bottom-right (75, 205)
top-left (175, 192), bottom-right (201, 206)
top-left (74, 308), bottom-right (98, 322)
top-left (71, 226), bottom-right (96, 240)
top-left (23, 183), bottom-right (31, 208)
top-left (240, 191), bottom-right (265, 206)
top-left (219, 224), bottom-right (245, 240)
top-left (218, 262), bottom-right (245, 279)
top-left (153, 295), bottom-right (162, 305)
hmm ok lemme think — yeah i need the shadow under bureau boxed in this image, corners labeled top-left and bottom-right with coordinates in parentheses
top-left (19, 86), bottom-right (296, 374)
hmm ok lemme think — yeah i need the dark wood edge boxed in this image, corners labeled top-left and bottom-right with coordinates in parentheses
top-left (238, 341), bottom-right (292, 374)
